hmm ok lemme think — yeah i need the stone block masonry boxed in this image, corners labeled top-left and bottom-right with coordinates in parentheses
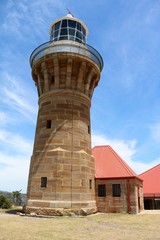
top-left (25, 15), bottom-right (103, 215)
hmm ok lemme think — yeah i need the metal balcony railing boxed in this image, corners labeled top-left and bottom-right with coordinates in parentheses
top-left (30, 40), bottom-right (103, 71)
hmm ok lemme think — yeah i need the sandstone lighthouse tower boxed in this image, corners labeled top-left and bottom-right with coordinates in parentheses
top-left (26, 14), bottom-right (103, 215)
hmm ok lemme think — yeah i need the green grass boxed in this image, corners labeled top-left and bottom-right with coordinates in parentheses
top-left (0, 210), bottom-right (160, 240)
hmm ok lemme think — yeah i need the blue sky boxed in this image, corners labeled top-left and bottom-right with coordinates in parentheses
top-left (0, 0), bottom-right (160, 193)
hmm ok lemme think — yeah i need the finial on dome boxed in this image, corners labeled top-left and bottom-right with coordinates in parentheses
top-left (67, 8), bottom-right (74, 17)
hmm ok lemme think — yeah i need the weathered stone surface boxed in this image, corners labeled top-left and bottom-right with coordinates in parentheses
top-left (80, 208), bottom-right (97, 216)
top-left (24, 206), bottom-right (97, 216)
top-left (26, 43), bottom-right (100, 215)
top-left (95, 178), bottom-right (143, 214)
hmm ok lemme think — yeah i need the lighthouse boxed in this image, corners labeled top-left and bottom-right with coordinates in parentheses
top-left (25, 14), bottom-right (103, 215)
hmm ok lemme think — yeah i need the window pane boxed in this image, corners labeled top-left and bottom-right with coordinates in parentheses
top-left (41, 177), bottom-right (47, 188)
top-left (60, 28), bottom-right (67, 36)
top-left (51, 25), bottom-right (55, 32)
top-left (77, 22), bottom-right (81, 31)
top-left (59, 36), bottom-right (68, 40)
top-left (82, 27), bottom-right (86, 36)
top-left (54, 30), bottom-right (59, 38)
top-left (76, 30), bottom-right (82, 40)
top-left (82, 35), bottom-right (86, 43)
top-left (68, 20), bottom-right (76, 28)
top-left (69, 28), bottom-right (75, 36)
top-left (112, 184), bottom-right (121, 197)
top-left (55, 22), bottom-right (60, 30)
top-left (61, 20), bottom-right (67, 28)
top-left (46, 120), bottom-right (51, 129)
top-left (98, 184), bottom-right (106, 197)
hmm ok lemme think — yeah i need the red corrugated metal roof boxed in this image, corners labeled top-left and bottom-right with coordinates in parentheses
top-left (92, 145), bottom-right (139, 179)
top-left (139, 164), bottom-right (160, 197)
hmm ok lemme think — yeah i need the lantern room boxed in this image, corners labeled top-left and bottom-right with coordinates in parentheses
top-left (50, 14), bottom-right (88, 44)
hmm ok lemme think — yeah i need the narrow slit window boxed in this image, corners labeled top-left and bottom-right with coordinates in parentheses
top-left (51, 75), bottom-right (55, 84)
top-left (88, 125), bottom-right (90, 134)
top-left (41, 177), bottom-right (47, 188)
top-left (46, 120), bottom-right (51, 129)
top-left (89, 179), bottom-right (92, 189)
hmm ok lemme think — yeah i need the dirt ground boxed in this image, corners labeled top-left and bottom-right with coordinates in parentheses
top-left (0, 210), bottom-right (160, 240)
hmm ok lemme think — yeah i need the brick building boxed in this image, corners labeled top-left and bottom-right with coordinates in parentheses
top-left (93, 146), bottom-right (144, 214)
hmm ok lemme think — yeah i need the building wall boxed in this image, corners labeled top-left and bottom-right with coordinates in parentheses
top-left (95, 178), bottom-right (143, 214)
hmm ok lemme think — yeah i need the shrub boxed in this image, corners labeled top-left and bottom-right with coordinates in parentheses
top-left (0, 195), bottom-right (12, 209)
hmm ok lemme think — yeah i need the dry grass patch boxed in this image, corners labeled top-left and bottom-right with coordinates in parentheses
top-left (0, 211), bottom-right (160, 240)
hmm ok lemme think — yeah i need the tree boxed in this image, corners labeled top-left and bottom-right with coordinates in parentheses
top-left (0, 195), bottom-right (12, 209)
top-left (12, 190), bottom-right (22, 206)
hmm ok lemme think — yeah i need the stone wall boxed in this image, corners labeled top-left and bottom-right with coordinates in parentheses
top-left (95, 178), bottom-right (143, 214)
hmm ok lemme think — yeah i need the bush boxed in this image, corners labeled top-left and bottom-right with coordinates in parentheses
top-left (0, 195), bottom-right (12, 209)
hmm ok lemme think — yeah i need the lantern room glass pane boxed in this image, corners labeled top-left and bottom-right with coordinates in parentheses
top-left (60, 28), bottom-right (67, 36)
top-left (77, 22), bottom-right (81, 31)
top-left (68, 20), bottom-right (76, 28)
top-left (51, 18), bottom-right (86, 44)
top-left (61, 20), bottom-right (67, 28)
top-left (54, 30), bottom-right (59, 38)
top-left (82, 27), bottom-right (86, 36)
top-left (76, 31), bottom-right (82, 41)
top-left (55, 22), bottom-right (60, 30)
top-left (69, 28), bottom-right (75, 37)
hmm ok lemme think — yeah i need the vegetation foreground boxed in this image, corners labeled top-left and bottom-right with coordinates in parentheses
top-left (0, 209), bottom-right (160, 240)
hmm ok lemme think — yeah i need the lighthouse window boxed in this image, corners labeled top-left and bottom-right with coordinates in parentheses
top-left (46, 120), bottom-right (51, 129)
top-left (76, 31), bottom-right (82, 41)
top-left (88, 125), bottom-right (90, 134)
top-left (41, 177), bottom-right (47, 188)
top-left (54, 30), bottom-right (59, 39)
top-left (82, 27), bottom-right (86, 36)
top-left (82, 35), bottom-right (85, 43)
top-left (51, 19), bottom-right (86, 44)
top-left (61, 20), bottom-right (67, 28)
top-left (55, 22), bottom-right (60, 30)
top-left (60, 28), bottom-right (67, 36)
top-left (69, 29), bottom-right (75, 36)
top-left (68, 19), bottom-right (76, 28)
top-left (77, 22), bottom-right (81, 31)
top-left (89, 179), bottom-right (92, 189)
top-left (51, 75), bottom-right (55, 84)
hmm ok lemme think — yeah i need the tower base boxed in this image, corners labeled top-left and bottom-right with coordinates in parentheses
top-left (24, 200), bottom-right (97, 216)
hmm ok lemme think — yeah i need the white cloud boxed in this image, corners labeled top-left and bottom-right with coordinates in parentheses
top-left (0, 112), bottom-right (8, 126)
top-left (0, 72), bottom-right (37, 122)
top-left (0, 129), bottom-right (33, 155)
top-left (2, 0), bottom-right (66, 40)
top-left (92, 133), bottom-right (159, 174)
top-left (150, 123), bottom-right (160, 143)
top-left (0, 152), bottom-right (30, 193)
top-left (0, 129), bottom-right (32, 193)
top-left (92, 134), bottom-right (136, 161)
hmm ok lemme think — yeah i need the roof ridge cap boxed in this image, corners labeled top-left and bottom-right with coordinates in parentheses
top-left (92, 145), bottom-right (110, 149)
